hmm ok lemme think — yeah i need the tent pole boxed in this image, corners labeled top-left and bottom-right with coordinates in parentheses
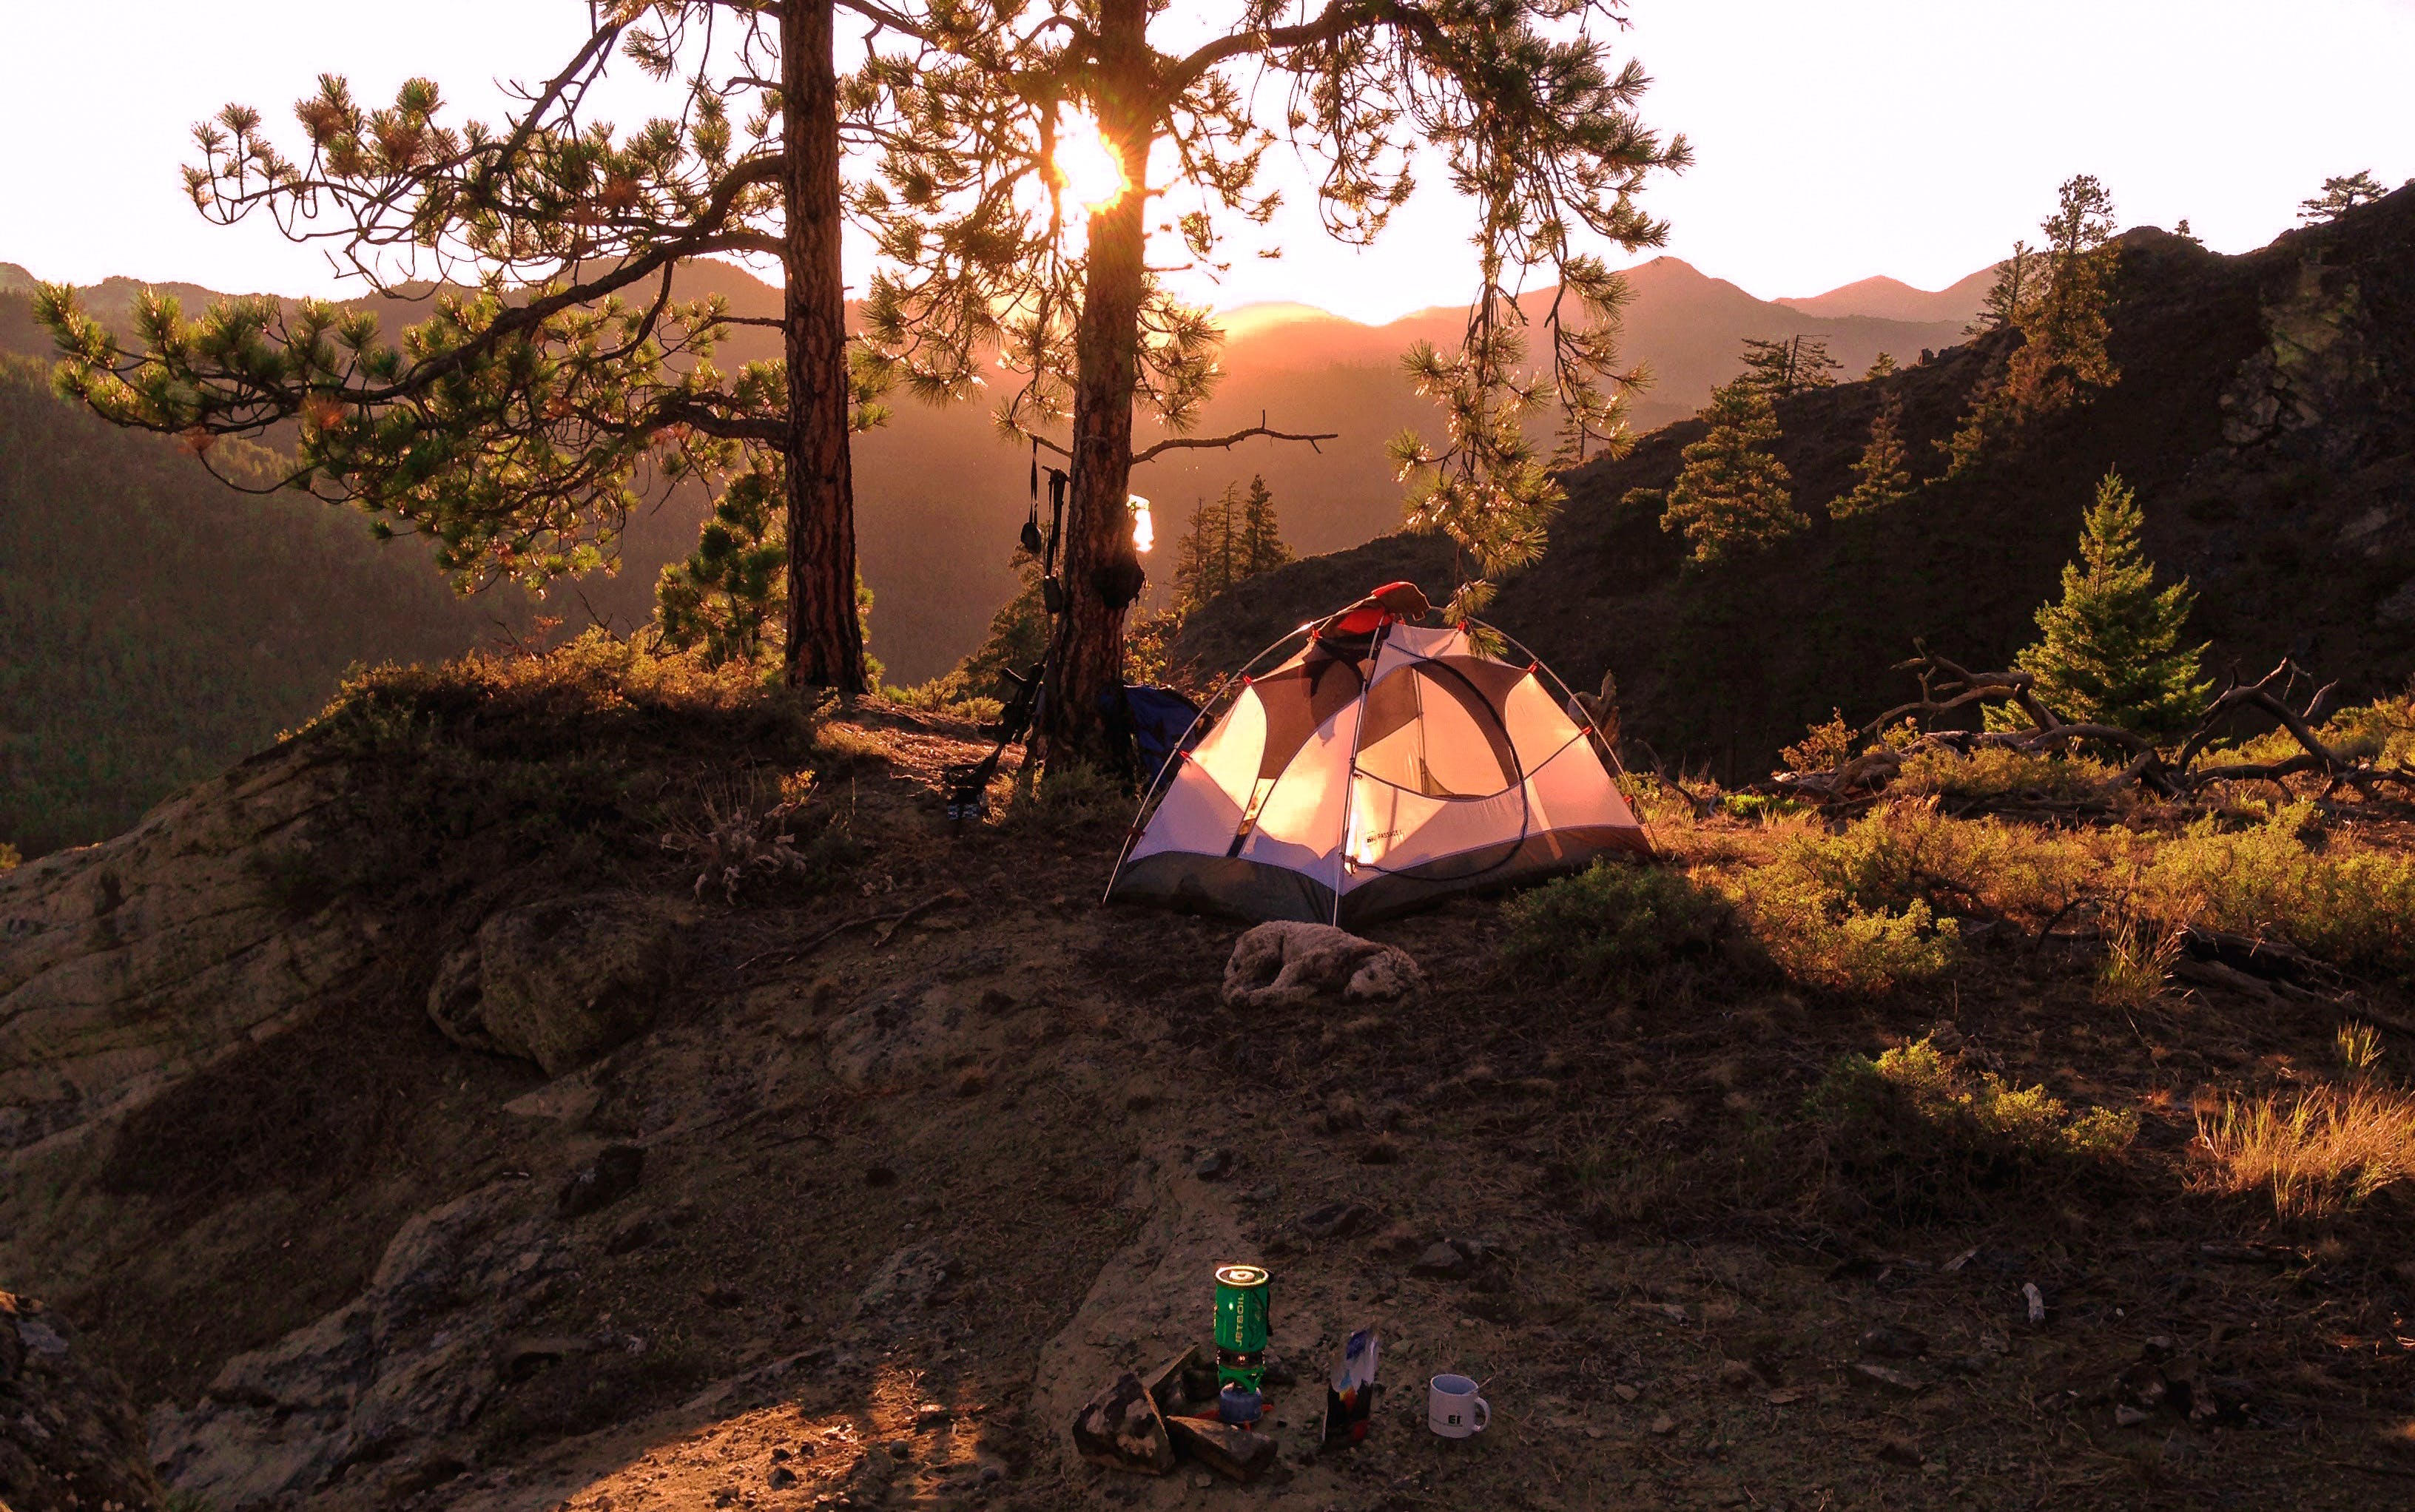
top-left (1098, 618), bottom-right (1322, 908)
top-left (1328, 618), bottom-right (1390, 928)
top-left (1472, 618), bottom-right (1662, 860)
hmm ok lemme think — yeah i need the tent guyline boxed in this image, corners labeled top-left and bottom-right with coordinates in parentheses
top-left (1105, 584), bottom-right (1653, 928)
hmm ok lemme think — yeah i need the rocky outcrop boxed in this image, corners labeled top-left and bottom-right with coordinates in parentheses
top-left (1221, 922), bottom-right (1425, 1010)
top-left (149, 1181), bottom-right (567, 1507)
top-left (425, 894), bottom-right (682, 1075)
top-left (1, 1290), bottom-right (168, 1512)
top-left (0, 749), bottom-right (383, 1151)
top-left (2219, 252), bottom-right (2385, 461)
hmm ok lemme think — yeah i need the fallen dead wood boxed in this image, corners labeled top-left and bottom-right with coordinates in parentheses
top-left (1771, 652), bottom-right (2415, 808)
top-left (735, 888), bottom-right (970, 973)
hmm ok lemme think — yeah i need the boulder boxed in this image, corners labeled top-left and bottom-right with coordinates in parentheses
top-left (427, 894), bottom-right (680, 1074)
top-left (1, 1291), bottom-right (168, 1512)
top-left (1221, 922), bottom-right (1424, 1010)
top-left (1071, 1371), bottom-right (1175, 1475)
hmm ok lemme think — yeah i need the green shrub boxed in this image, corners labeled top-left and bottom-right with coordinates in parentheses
top-left (1894, 745), bottom-right (2118, 807)
top-left (2226, 688), bottom-right (2415, 769)
top-left (1502, 861), bottom-right (1732, 993)
top-left (1743, 872), bottom-right (1958, 995)
top-left (1718, 792), bottom-right (1808, 822)
top-left (995, 760), bottom-right (1128, 834)
top-left (2145, 800), bottom-right (2415, 976)
top-left (1813, 1038), bottom-right (2137, 1217)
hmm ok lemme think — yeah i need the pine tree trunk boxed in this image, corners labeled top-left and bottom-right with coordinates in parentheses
top-left (1037, 0), bottom-right (1151, 767)
top-left (780, 0), bottom-right (866, 692)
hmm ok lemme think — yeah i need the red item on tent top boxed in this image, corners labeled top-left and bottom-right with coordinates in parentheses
top-left (1323, 581), bottom-right (1430, 637)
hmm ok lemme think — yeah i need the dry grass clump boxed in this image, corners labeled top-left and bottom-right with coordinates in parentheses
top-left (0, 840), bottom-right (17, 871)
top-left (2195, 1082), bottom-right (2415, 1220)
top-left (1812, 1038), bottom-right (2137, 1218)
top-left (659, 770), bottom-right (856, 904)
top-left (304, 627), bottom-right (818, 760)
top-left (258, 631), bottom-right (837, 911)
top-left (2095, 905), bottom-right (2183, 1006)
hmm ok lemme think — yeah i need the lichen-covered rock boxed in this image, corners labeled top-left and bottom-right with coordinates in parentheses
top-left (1, 1290), bottom-right (168, 1512)
top-left (1221, 921), bottom-right (1424, 1010)
top-left (0, 749), bottom-right (383, 1150)
top-left (426, 894), bottom-right (681, 1074)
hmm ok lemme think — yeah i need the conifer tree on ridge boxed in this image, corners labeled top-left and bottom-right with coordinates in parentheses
top-left (1660, 379), bottom-right (1802, 564)
top-left (2010, 470), bottom-right (2209, 740)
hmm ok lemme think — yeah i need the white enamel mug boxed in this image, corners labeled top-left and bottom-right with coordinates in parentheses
top-left (1427, 1374), bottom-right (1490, 1439)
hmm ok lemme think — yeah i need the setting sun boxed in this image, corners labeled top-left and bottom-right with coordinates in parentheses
top-left (1051, 105), bottom-right (1131, 210)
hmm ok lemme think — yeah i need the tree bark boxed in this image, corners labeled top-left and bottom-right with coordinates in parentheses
top-left (781, 0), bottom-right (867, 692)
top-left (1039, 0), bottom-right (1152, 765)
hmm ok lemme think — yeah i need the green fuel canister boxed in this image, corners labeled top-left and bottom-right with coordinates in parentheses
top-left (1213, 1263), bottom-right (1271, 1389)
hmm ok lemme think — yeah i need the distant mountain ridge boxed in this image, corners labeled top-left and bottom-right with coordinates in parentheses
top-left (1776, 266), bottom-right (1998, 324)
top-left (1, 250), bottom-right (1987, 687)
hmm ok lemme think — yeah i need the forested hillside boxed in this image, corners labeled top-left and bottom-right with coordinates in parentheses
top-left (2, 256), bottom-right (1978, 688)
top-left (1177, 192), bottom-right (2415, 779)
top-left (0, 353), bottom-right (501, 855)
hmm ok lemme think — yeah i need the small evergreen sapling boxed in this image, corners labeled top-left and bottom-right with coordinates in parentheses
top-left (1660, 379), bottom-right (1802, 564)
top-left (2010, 470), bottom-right (2209, 740)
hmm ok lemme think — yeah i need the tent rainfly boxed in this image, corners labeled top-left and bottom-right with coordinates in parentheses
top-left (1105, 593), bottom-right (1650, 927)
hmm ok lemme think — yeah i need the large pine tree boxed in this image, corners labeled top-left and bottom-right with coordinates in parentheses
top-left (857, 1), bottom-right (1687, 761)
top-left (1942, 176), bottom-right (2120, 476)
top-left (38, 3), bottom-right (887, 691)
top-left (2013, 470), bottom-right (2209, 739)
top-left (1660, 379), bottom-right (1801, 564)
top-left (1738, 334), bottom-right (1840, 399)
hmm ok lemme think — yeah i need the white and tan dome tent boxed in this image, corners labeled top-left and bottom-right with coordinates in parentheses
top-left (1106, 592), bottom-right (1650, 927)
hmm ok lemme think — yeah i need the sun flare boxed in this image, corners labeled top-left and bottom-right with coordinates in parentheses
top-left (1051, 106), bottom-right (1131, 210)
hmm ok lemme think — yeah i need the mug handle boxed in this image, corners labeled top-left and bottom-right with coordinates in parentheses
top-left (1471, 1396), bottom-right (1489, 1434)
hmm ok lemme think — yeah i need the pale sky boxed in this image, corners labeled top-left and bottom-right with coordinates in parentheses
top-left (5, 1), bottom-right (2409, 323)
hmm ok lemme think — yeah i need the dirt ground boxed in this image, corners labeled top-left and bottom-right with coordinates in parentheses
top-left (10, 701), bottom-right (2415, 1511)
